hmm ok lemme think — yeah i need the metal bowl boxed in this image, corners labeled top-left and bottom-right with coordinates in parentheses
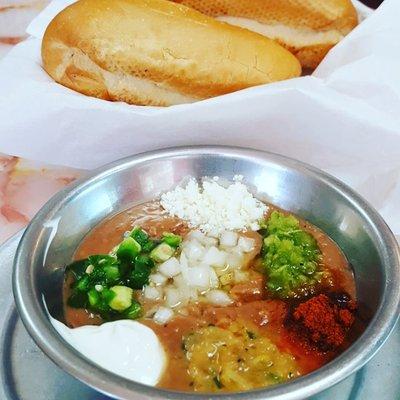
top-left (13, 146), bottom-right (400, 400)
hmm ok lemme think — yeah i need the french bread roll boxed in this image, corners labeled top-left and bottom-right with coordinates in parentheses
top-left (172, 0), bottom-right (358, 69)
top-left (41, 0), bottom-right (301, 107)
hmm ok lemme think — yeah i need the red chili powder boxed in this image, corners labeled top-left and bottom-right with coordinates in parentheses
top-left (289, 293), bottom-right (356, 351)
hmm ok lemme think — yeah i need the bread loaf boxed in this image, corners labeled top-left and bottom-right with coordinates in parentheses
top-left (42, 0), bottom-right (301, 106)
top-left (172, 0), bottom-right (358, 69)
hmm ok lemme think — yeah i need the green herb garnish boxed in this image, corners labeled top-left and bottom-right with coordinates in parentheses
top-left (213, 376), bottom-right (223, 389)
top-left (246, 330), bottom-right (256, 339)
top-left (162, 232), bottom-right (182, 248)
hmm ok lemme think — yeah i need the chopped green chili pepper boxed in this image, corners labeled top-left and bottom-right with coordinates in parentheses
top-left (129, 265), bottom-right (151, 289)
top-left (135, 254), bottom-right (154, 269)
top-left (66, 225), bottom-right (165, 321)
top-left (141, 239), bottom-right (157, 253)
top-left (162, 232), bottom-right (182, 248)
top-left (117, 237), bottom-right (141, 262)
top-left (104, 265), bottom-right (120, 281)
top-left (150, 243), bottom-right (175, 263)
top-left (101, 288), bottom-right (116, 305)
top-left (130, 226), bottom-right (158, 252)
top-left (130, 226), bottom-right (149, 247)
top-left (88, 289), bottom-right (100, 307)
top-left (76, 275), bottom-right (90, 292)
top-left (123, 301), bottom-right (142, 319)
top-left (108, 285), bottom-right (133, 311)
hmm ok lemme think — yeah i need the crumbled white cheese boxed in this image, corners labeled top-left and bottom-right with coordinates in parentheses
top-left (160, 178), bottom-right (267, 235)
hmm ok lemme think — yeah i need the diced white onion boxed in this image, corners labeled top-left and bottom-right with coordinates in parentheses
top-left (202, 236), bottom-right (219, 247)
top-left (226, 251), bottom-right (244, 268)
top-left (189, 288), bottom-right (199, 300)
top-left (203, 246), bottom-right (227, 268)
top-left (179, 252), bottom-right (189, 283)
top-left (158, 257), bottom-right (181, 278)
top-left (172, 274), bottom-right (185, 288)
top-left (183, 240), bottom-right (205, 261)
top-left (237, 236), bottom-right (255, 253)
top-left (205, 290), bottom-right (233, 306)
top-left (149, 273), bottom-right (168, 286)
top-left (172, 274), bottom-right (191, 301)
top-left (165, 287), bottom-right (183, 308)
top-left (187, 230), bottom-right (206, 242)
top-left (234, 269), bottom-right (248, 283)
top-left (144, 286), bottom-right (162, 300)
top-left (186, 265), bottom-right (211, 289)
top-left (189, 230), bottom-right (219, 247)
top-left (146, 226), bottom-right (254, 316)
top-left (209, 267), bottom-right (219, 288)
top-left (220, 231), bottom-right (238, 247)
top-left (153, 307), bottom-right (174, 324)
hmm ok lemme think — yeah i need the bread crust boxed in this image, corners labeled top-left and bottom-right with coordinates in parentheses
top-left (42, 0), bottom-right (301, 106)
top-left (172, 0), bottom-right (358, 69)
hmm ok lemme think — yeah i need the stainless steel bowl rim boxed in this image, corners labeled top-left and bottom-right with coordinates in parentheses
top-left (12, 145), bottom-right (400, 400)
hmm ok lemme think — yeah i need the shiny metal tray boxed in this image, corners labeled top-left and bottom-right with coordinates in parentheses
top-left (1, 232), bottom-right (399, 400)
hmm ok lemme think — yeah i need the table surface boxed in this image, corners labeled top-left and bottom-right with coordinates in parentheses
top-left (0, 1), bottom-right (81, 244)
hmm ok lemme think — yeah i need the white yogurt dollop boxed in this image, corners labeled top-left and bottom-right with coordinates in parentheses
top-left (51, 318), bottom-right (165, 386)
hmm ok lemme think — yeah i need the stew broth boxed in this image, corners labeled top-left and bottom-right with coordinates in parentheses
top-left (64, 200), bottom-right (357, 392)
